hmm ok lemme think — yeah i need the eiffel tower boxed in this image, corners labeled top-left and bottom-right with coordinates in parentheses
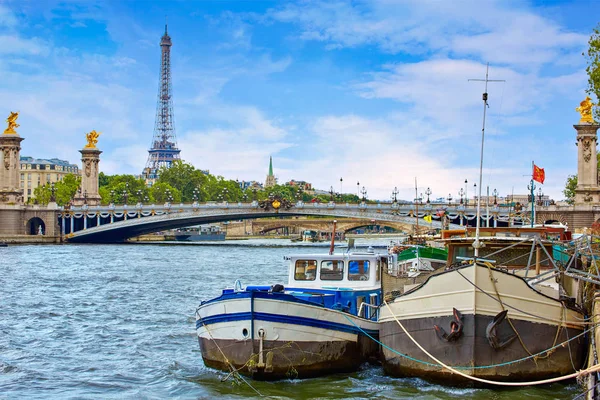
top-left (142, 23), bottom-right (181, 185)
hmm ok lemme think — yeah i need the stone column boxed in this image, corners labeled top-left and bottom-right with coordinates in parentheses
top-left (574, 123), bottom-right (600, 203)
top-left (0, 113), bottom-right (24, 204)
top-left (73, 131), bottom-right (102, 206)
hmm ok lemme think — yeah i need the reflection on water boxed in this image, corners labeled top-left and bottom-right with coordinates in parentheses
top-left (0, 241), bottom-right (581, 399)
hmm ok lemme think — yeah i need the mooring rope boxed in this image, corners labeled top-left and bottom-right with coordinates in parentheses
top-left (383, 300), bottom-right (600, 386)
top-left (196, 313), bottom-right (263, 396)
top-left (342, 314), bottom-right (592, 370)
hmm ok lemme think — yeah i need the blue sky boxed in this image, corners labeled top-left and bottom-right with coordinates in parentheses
top-left (0, 0), bottom-right (598, 201)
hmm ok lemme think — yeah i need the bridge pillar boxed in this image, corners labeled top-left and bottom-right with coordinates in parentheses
top-left (0, 115), bottom-right (24, 205)
top-left (574, 122), bottom-right (600, 203)
top-left (73, 134), bottom-right (102, 206)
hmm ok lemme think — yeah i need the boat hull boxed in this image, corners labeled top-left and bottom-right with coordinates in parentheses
top-left (196, 292), bottom-right (379, 380)
top-left (379, 264), bottom-right (586, 384)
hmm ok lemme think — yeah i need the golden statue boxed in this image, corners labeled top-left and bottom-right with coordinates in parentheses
top-left (84, 130), bottom-right (100, 148)
top-left (4, 111), bottom-right (20, 134)
top-left (576, 96), bottom-right (595, 124)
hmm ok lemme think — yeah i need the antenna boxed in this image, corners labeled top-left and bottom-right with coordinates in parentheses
top-left (468, 63), bottom-right (505, 257)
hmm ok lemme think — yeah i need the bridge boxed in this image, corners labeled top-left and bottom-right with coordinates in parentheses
top-left (59, 199), bottom-right (532, 243)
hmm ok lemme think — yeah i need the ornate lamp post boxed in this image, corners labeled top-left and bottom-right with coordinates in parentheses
top-left (391, 186), bottom-right (399, 204)
top-left (83, 190), bottom-right (88, 205)
top-left (527, 180), bottom-right (536, 227)
top-left (192, 188), bottom-right (199, 203)
top-left (110, 189), bottom-right (115, 205)
top-left (538, 187), bottom-right (543, 206)
top-left (340, 177), bottom-right (343, 195)
top-left (252, 187), bottom-right (258, 201)
top-left (447, 193), bottom-right (452, 205)
top-left (464, 179), bottom-right (468, 205)
top-left (360, 186), bottom-right (367, 202)
top-left (329, 186), bottom-right (335, 202)
top-left (165, 188), bottom-right (171, 205)
top-left (473, 183), bottom-right (477, 205)
top-left (425, 187), bottom-right (432, 204)
top-left (123, 182), bottom-right (129, 205)
top-left (137, 189), bottom-right (143, 204)
top-left (459, 188), bottom-right (464, 205)
top-left (357, 181), bottom-right (360, 202)
top-left (492, 188), bottom-right (498, 205)
top-left (50, 182), bottom-right (56, 203)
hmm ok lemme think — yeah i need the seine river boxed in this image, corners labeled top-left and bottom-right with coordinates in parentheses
top-left (0, 240), bottom-right (582, 399)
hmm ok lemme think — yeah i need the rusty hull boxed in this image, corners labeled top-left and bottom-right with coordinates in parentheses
top-left (380, 313), bottom-right (586, 385)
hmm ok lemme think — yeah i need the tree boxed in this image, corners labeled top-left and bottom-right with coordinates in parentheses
top-left (563, 175), bottom-right (577, 205)
top-left (33, 174), bottom-right (81, 206)
top-left (585, 24), bottom-right (600, 121)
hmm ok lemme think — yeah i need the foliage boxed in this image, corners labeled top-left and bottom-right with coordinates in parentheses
top-left (563, 175), bottom-right (577, 205)
top-left (585, 24), bottom-right (600, 121)
top-left (98, 174), bottom-right (151, 205)
top-left (33, 174), bottom-right (81, 206)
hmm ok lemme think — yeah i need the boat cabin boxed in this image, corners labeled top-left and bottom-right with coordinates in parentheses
top-left (286, 250), bottom-right (386, 290)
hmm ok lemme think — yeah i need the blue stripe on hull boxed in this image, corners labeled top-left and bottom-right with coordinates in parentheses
top-left (196, 311), bottom-right (378, 337)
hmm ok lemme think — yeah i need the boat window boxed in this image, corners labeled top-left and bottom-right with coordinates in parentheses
top-left (320, 260), bottom-right (344, 281)
top-left (294, 260), bottom-right (317, 281)
top-left (348, 260), bottom-right (370, 281)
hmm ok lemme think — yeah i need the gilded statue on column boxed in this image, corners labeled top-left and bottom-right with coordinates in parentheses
top-left (4, 111), bottom-right (20, 134)
top-left (84, 130), bottom-right (100, 148)
top-left (576, 96), bottom-right (595, 124)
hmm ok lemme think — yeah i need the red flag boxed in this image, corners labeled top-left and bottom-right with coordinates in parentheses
top-left (533, 164), bottom-right (545, 184)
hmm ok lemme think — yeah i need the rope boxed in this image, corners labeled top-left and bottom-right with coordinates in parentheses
top-left (455, 268), bottom-right (595, 325)
top-left (383, 300), bottom-right (600, 386)
top-left (343, 314), bottom-right (592, 370)
top-left (197, 314), bottom-right (263, 396)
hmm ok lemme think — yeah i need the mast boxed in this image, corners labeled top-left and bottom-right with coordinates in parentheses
top-left (468, 63), bottom-right (505, 257)
top-left (414, 177), bottom-right (419, 237)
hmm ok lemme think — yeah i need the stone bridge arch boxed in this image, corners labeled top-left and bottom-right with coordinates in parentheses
top-left (536, 212), bottom-right (568, 226)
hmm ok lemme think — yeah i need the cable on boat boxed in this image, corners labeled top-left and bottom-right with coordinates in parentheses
top-left (196, 312), bottom-right (263, 397)
top-left (343, 313), bottom-right (592, 370)
top-left (383, 300), bottom-right (600, 386)
top-left (454, 267), bottom-right (594, 325)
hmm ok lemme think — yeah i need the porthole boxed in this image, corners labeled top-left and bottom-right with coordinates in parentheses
top-left (242, 328), bottom-right (249, 338)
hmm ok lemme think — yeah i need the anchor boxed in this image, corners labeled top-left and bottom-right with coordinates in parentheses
top-left (486, 310), bottom-right (517, 350)
top-left (434, 308), bottom-right (463, 342)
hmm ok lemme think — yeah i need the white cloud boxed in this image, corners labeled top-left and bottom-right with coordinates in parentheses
top-left (0, 4), bottom-right (17, 28)
top-left (0, 35), bottom-right (49, 56)
top-left (268, 0), bottom-right (587, 68)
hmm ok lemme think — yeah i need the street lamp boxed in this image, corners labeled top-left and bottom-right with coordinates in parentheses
top-left (464, 179), bottom-right (468, 205)
top-left (192, 187), bottom-right (199, 203)
top-left (50, 182), bottom-right (56, 203)
top-left (459, 188), bottom-right (464, 205)
top-left (538, 187), bottom-right (543, 206)
top-left (492, 188), bottom-right (498, 205)
top-left (137, 189), bottom-right (143, 204)
top-left (447, 193), bottom-right (452, 205)
top-left (110, 189), bottom-right (115, 205)
top-left (391, 187), bottom-right (399, 204)
top-left (357, 181), bottom-right (360, 200)
top-left (425, 187), bottom-right (432, 204)
top-left (360, 186), bottom-right (367, 202)
top-left (329, 186), bottom-right (335, 202)
top-left (340, 177), bottom-right (343, 195)
top-left (83, 190), bottom-right (88, 205)
top-left (473, 183), bottom-right (477, 205)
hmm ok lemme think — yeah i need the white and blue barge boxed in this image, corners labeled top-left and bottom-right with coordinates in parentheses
top-left (195, 249), bottom-right (388, 379)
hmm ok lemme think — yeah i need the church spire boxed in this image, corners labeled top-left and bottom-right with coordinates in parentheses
top-left (265, 156), bottom-right (276, 188)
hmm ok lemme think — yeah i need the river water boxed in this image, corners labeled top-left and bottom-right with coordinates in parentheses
top-left (0, 240), bottom-right (583, 399)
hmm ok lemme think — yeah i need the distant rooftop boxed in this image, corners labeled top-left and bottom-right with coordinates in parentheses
top-left (20, 156), bottom-right (78, 168)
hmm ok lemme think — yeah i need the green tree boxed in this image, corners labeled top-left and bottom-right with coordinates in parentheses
top-left (157, 160), bottom-right (209, 202)
top-left (563, 175), bottom-right (577, 205)
top-left (97, 174), bottom-right (150, 205)
top-left (33, 174), bottom-right (81, 206)
top-left (150, 182), bottom-right (181, 203)
top-left (585, 24), bottom-right (600, 120)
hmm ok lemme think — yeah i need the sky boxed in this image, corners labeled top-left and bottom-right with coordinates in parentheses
top-left (0, 0), bottom-right (598, 202)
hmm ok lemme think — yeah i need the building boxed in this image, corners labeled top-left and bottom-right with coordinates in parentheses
top-left (19, 156), bottom-right (79, 203)
top-left (285, 179), bottom-right (313, 193)
top-left (264, 156), bottom-right (277, 188)
top-left (238, 180), bottom-right (263, 191)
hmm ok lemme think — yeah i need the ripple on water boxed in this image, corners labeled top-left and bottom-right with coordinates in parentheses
top-left (0, 242), bottom-right (583, 399)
